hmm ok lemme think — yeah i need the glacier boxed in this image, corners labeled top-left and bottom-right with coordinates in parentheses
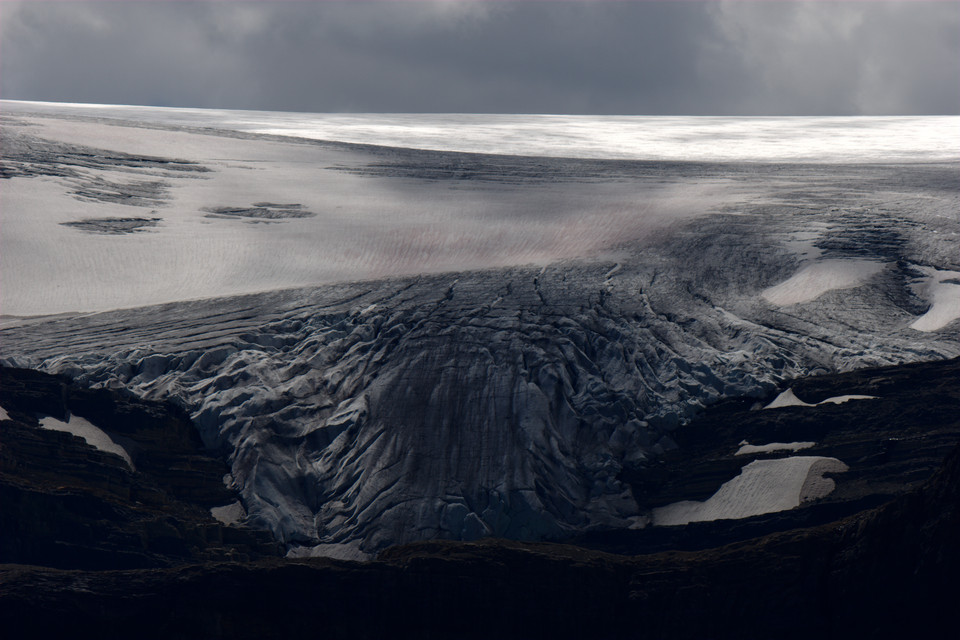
top-left (1, 101), bottom-right (958, 559)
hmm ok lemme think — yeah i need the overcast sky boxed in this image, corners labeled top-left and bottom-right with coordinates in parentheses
top-left (1, 1), bottom-right (957, 115)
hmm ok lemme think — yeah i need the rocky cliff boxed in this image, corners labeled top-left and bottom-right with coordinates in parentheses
top-left (0, 366), bottom-right (280, 569)
top-left (1, 357), bottom-right (957, 639)
top-left (0, 360), bottom-right (960, 638)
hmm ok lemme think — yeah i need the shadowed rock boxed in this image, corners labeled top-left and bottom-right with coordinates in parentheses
top-left (0, 366), bottom-right (281, 569)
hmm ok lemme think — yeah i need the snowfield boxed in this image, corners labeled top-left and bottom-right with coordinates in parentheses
top-left (7, 100), bottom-right (960, 163)
top-left (2, 101), bottom-right (958, 558)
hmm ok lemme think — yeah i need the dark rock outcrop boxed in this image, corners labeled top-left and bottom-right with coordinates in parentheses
top-left (577, 356), bottom-right (960, 554)
top-left (1, 359), bottom-right (958, 638)
top-left (0, 366), bottom-right (280, 569)
top-left (0, 437), bottom-right (957, 639)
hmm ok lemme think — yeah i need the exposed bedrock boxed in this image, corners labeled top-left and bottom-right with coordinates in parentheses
top-left (0, 366), bottom-right (280, 569)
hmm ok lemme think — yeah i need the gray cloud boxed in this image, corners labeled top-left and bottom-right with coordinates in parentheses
top-left (1, 1), bottom-right (957, 115)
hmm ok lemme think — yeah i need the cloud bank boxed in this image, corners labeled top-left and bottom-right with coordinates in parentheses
top-left (1, 1), bottom-right (957, 115)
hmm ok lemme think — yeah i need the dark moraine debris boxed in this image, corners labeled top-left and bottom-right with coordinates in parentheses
top-left (69, 177), bottom-right (171, 207)
top-left (251, 202), bottom-right (302, 208)
top-left (0, 129), bottom-right (210, 179)
top-left (202, 203), bottom-right (314, 222)
top-left (60, 217), bottom-right (161, 235)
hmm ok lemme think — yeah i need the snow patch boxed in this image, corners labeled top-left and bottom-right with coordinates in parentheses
top-left (0, 406), bottom-right (9, 421)
top-left (287, 543), bottom-right (372, 562)
top-left (652, 456), bottom-right (848, 526)
top-left (764, 389), bottom-right (877, 410)
top-left (909, 267), bottom-right (960, 332)
top-left (210, 501), bottom-right (246, 526)
top-left (819, 394), bottom-right (878, 405)
top-left (800, 458), bottom-right (848, 503)
top-left (761, 259), bottom-right (885, 306)
top-left (736, 440), bottom-right (816, 456)
top-left (38, 414), bottom-right (134, 469)
top-left (763, 389), bottom-right (815, 409)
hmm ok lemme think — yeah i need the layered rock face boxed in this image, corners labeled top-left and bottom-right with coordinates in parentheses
top-left (0, 366), bottom-right (280, 569)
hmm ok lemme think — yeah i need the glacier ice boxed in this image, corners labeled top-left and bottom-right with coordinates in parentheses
top-left (6, 254), bottom-right (957, 556)
top-left (1, 103), bottom-right (958, 557)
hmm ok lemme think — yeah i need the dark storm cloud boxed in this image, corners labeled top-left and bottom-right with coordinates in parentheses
top-left (1, 1), bottom-right (957, 115)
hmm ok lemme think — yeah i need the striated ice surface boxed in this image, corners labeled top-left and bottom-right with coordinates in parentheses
top-left (5, 255), bottom-right (956, 557)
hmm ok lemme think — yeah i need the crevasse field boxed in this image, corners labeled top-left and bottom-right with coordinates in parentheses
top-left (2, 100), bottom-right (959, 559)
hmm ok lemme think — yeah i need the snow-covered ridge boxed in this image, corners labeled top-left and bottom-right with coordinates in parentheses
top-left (764, 389), bottom-right (878, 410)
top-left (4, 100), bottom-right (959, 163)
